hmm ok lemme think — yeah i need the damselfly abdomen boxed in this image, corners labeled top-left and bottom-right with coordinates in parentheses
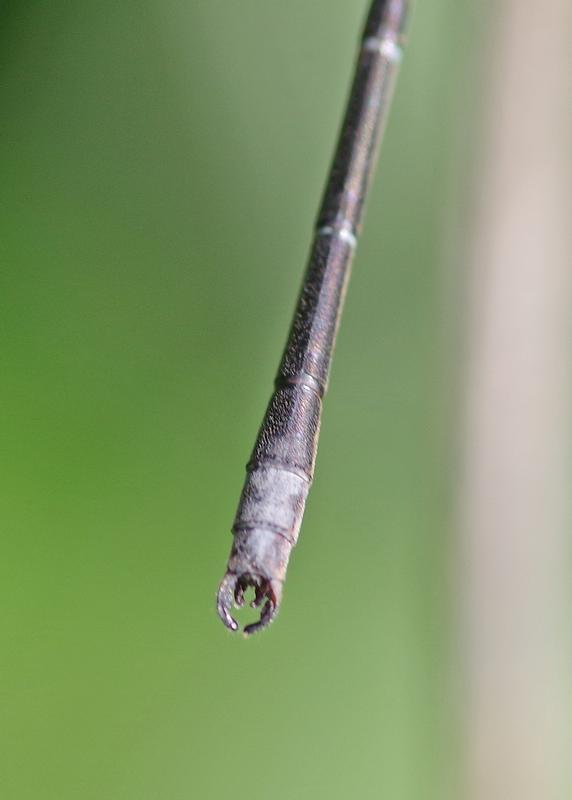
top-left (217, 0), bottom-right (410, 635)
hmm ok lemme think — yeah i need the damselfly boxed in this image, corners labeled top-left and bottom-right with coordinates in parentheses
top-left (217, 0), bottom-right (410, 635)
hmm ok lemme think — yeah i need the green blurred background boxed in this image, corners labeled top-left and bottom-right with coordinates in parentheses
top-left (1, 1), bottom-right (476, 798)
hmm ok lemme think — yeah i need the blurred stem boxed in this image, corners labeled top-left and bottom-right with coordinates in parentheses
top-left (458, 1), bottom-right (572, 798)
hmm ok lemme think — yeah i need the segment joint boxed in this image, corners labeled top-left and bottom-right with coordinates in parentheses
top-left (316, 221), bottom-right (357, 249)
top-left (362, 35), bottom-right (403, 63)
top-left (276, 371), bottom-right (325, 398)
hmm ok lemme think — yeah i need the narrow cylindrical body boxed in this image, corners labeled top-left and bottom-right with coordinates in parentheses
top-left (217, 0), bottom-right (409, 634)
